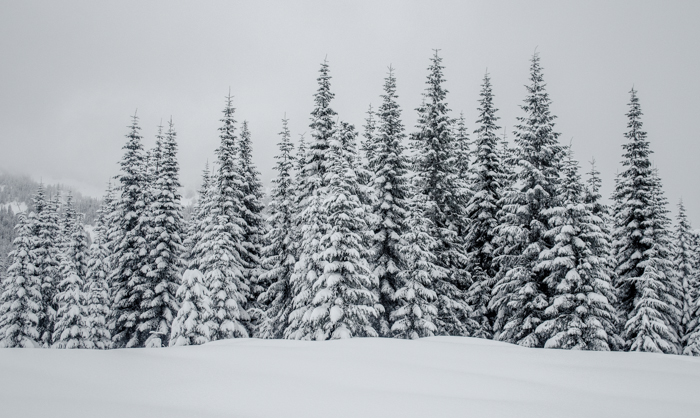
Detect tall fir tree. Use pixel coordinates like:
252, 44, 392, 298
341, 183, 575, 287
286, 60, 338, 339
367, 67, 412, 337
31, 185, 62, 347
491, 53, 565, 347
304, 122, 379, 339
0, 213, 42, 348
109, 114, 150, 348
464, 72, 504, 339
454, 112, 471, 179
195, 94, 251, 340
140, 119, 183, 347
534, 150, 622, 350
84, 193, 112, 349
53, 193, 91, 348
612, 89, 681, 353
258, 118, 297, 339
675, 200, 699, 350
411, 50, 474, 336
237, 121, 266, 311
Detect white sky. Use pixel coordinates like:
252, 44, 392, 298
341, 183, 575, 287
1, 0, 699, 224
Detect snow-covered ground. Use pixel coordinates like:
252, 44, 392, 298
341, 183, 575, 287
1, 337, 699, 418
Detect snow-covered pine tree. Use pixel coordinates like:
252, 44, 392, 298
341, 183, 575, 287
109, 114, 150, 348
195, 94, 251, 340
305, 122, 378, 339
367, 66, 412, 337
257, 118, 297, 339
84, 193, 112, 349
358, 104, 377, 196
169, 269, 212, 346
454, 112, 471, 179
464, 72, 504, 339
675, 200, 699, 350
139, 119, 183, 347
31, 185, 62, 347
53, 192, 90, 348
286, 60, 337, 339
490, 53, 565, 347
685, 229, 700, 355
411, 50, 474, 336
184, 163, 213, 272
534, 150, 621, 350
0, 213, 42, 348
613, 88, 681, 353
392, 191, 441, 339
237, 121, 266, 311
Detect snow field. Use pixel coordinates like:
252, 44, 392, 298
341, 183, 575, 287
1, 336, 699, 418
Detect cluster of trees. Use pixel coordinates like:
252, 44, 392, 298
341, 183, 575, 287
1, 52, 699, 355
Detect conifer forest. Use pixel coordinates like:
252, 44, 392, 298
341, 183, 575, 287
3, 50, 700, 359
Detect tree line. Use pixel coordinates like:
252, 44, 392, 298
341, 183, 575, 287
1, 51, 699, 355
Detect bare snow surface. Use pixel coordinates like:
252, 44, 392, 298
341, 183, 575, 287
1, 337, 699, 418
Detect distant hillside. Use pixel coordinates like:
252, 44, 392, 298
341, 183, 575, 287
0, 172, 102, 272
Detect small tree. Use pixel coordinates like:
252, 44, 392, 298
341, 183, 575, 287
392, 193, 440, 339
53, 193, 91, 349
0, 213, 42, 348
169, 269, 213, 346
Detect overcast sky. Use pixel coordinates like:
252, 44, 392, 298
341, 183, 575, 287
1, 1, 699, 223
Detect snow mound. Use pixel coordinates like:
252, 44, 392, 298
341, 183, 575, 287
0, 337, 699, 418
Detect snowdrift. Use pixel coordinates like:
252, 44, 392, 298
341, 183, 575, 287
1, 337, 699, 418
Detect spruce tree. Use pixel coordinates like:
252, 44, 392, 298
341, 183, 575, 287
84, 194, 112, 349
109, 114, 150, 348
464, 72, 504, 339
195, 94, 251, 340
534, 150, 621, 350
367, 67, 412, 337
258, 118, 297, 339
30, 185, 62, 347
612, 89, 681, 353
675, 200, 698, 348
491, 53, 565, 347
169, 269, 213, 346
286, 60, 337, 339
0, 213, 42, 348
392, 192, 441, 339
411, 50, 474, 336
140, 119, 183, 347
237, 121, 266, 310
53, 193, 90, 348
305, 122, 378, 339
454, 112, 471, 179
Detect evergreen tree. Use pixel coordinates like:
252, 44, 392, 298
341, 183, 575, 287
53, 193, 90, 348
140, 119, 183, 347
195, 94, 251, 340
454, 112, 471, 179
491, 53, 565, 347
109, 114, 150, 348
31, 185, 62, 347
391, 193, 441, 339
237, 121, 266, 310
258, 118, 297, 339
84, 194, 112, 349
464, 72, 504, 339
367, 66, 412, 337
286, 60, 337, 339
675, 200, 698, 348
411, 50, 474, 336
534, 150, 621, 350
304, 122, 379, 339
169, 269, 213, 346
684, 231, 700, 356
612, 89, 681, 353
0, 213, 42, 348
